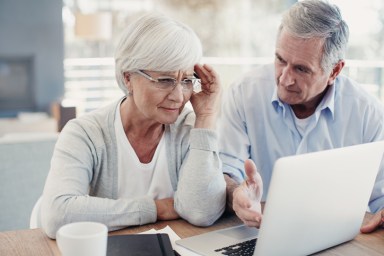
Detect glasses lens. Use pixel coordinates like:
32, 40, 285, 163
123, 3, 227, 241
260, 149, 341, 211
183, 78, 202, 91
156, 78, 176, 90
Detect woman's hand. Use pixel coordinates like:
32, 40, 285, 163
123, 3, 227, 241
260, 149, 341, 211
155, 198, 180, 220
190, 64, 222, 129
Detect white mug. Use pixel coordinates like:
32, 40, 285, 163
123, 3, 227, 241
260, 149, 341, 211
56, 222, 108, 256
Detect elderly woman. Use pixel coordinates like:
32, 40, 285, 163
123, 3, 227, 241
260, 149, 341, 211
41, 13, 226, 238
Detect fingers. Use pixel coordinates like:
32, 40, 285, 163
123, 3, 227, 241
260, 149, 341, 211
243, 219, 262, 228
360, 210, 384, 233
245, 159, 263, 202
245, 159, 258, 185
194, 63, 215, 82
194, 64, 220, 93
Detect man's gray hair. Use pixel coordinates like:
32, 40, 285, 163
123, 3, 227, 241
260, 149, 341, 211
278, 0, 349, 73
114, 13, 202, 94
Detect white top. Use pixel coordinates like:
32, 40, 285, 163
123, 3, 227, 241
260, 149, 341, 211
114, 101, 173, 199
291, 108, 311, 137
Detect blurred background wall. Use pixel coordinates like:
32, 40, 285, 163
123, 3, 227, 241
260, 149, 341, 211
0, 0, 64, 117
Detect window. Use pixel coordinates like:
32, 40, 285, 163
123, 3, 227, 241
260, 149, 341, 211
63, 0, 384, 116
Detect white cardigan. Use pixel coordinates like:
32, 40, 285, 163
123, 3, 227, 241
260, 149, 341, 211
41, 97, 226, 238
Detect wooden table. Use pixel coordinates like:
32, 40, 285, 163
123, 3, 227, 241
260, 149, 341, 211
0, 213, 383, 255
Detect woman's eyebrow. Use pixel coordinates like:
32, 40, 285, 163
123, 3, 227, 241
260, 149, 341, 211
156, 72, 176, 77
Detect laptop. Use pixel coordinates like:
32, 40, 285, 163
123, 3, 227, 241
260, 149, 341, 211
176, 141, 384, 256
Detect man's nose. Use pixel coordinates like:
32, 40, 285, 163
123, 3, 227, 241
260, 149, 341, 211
279, 67, 295, 86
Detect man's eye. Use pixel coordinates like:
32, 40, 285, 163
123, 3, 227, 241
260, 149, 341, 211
297, 66, 309, 73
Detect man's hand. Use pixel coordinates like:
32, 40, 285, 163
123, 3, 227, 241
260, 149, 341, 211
360, 209, 384, 233
232, 159, 263, 228
155, 198, 180, 221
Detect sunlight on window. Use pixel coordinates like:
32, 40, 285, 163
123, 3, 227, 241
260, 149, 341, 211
63, 0, 384, 116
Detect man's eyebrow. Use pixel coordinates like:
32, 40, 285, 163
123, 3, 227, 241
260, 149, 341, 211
275, 52, 312, 71
275, 53, 284, 60
294, 62, 312, 72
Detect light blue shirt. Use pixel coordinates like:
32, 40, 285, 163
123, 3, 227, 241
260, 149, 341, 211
219, 64, 384, 212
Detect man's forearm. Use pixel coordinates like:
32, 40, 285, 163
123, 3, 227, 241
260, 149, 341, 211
224, 174, 240, 213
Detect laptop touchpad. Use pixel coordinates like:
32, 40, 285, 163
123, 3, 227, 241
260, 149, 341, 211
218, 225, 259, 240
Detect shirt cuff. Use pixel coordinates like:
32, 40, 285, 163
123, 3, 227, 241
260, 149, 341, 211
189, 129, 218, 152
138, 196, 157, 225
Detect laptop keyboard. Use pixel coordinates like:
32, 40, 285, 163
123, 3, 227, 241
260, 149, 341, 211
214, 238, 256, 255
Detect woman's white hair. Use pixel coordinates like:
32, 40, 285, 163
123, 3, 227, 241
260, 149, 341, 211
115, 13, 202, 94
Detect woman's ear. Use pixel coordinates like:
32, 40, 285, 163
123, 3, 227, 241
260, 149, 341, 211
124, 72, 133, 95
124, 72, 130, 83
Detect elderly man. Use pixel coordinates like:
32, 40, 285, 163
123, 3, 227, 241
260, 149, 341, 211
220, 0, 384, 233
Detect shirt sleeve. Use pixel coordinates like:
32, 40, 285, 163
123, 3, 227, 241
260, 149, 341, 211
369, 157, 384, 212
218, 85, 251, 184
365, 106, 384, 213
174, 129, 226, 226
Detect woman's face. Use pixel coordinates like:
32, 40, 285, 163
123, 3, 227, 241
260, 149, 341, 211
126, 69, 194, 124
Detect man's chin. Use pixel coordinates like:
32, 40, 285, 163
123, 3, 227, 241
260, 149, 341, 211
278, 96, 296, 105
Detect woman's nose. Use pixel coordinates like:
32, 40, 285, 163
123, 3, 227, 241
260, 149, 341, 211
168, 83, 184, 102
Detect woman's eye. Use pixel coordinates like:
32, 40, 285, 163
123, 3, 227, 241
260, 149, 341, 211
158, 78, 176, 86
182, 79, 193, 84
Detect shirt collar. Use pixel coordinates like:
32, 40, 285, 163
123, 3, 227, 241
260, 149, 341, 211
271, 80, 336, 119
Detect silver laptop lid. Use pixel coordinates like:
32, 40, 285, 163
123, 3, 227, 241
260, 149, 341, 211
176, 141, 384, 256
255, 141, 384, 255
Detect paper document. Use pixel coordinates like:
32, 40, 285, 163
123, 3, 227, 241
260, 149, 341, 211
140, 226, 200, 256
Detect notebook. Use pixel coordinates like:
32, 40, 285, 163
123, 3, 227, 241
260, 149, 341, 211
107, 233, 176, 256
176, 141, 384, 256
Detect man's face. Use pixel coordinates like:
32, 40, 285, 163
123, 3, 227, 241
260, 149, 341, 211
274, 28, 334, 117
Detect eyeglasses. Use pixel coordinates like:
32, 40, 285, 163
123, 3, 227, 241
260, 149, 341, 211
135, 70, 200, 91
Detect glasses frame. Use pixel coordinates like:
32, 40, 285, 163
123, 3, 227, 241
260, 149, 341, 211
135, 70, 200, 92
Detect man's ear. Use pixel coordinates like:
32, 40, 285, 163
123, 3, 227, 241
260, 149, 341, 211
328, 61, 345, 85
